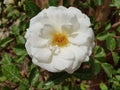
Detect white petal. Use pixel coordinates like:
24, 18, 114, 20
68, 45, 88, 70
31, 47, 52, 63
30, 9, 48, 26
40, 24, 55, 38
68, 7, 91, 27
70, 15, 80, 31
28, 35, 48, 48
69, 28, 94, 46
61, 23, 73, 34
80, 28, 95, 41
25, 23, 43, 39
52, 56, 73, 71
84, 56, 89, 62
25, 41, 32, 56
78, 15, 91, 27
32, 58, 59, 72
69, 32, 90, 45
68, 7, 82, 16
59, 46, 75, 60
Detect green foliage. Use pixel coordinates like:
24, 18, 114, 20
92, 61, 101, 75
101, 63, 115, 78
63, 0, 69, 7
94, 0, 104, 6
29, 67, 40, 86
11, 25, 20, 36
48, 0, 58, 6
112, 52, 120, 65
13, 44, 27, 56
74, 68, 94, 80
94, 45, 106, 61
1, 54, 12, 65
0, 37, 13, 49
24, 0, 41, 18
47, 72, 69, 84
2, 64, 22, 82
110, 0, 120, 8
106, 36, 116, 51
99, 82, 108, 90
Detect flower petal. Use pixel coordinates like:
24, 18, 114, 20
70, 15, 80, 31
69, 32, 89, 46
68, 7, 91, 27
40, 24, 55, 38
25, 23, 43, 39
31, 47, 52, 63
59, 46, 75, 60
52, 56, 74, 71
25, 41, 32, 56
68, 45, 88, 70
69, 28, 94, 46
61, 23, 73, 34
28, 36, 48, 48
32, 58, 59, 72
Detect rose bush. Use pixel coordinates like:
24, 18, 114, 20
25, 6, 95, 73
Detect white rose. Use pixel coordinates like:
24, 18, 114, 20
25, 6, 95, 73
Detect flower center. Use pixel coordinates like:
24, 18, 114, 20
52, 32, 69, 47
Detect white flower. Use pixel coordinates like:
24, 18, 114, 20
25, 6, 95, 73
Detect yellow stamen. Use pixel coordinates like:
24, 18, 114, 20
52, 32, 68, 47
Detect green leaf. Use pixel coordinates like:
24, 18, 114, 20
48, 0, 58, 6
13, 44, 27, 56
37, 82, 44, 89
1, 86, 11, 90
110, 0, 120, 8
99, 82, 108, 90
74, 68, 93, 80
0, 37, 13, 48
1, 54, 12, 65
13, 54, 26, 64
106, 36, 116, 51
80, 83, 89, 90
18, 79, 29, 90
105, 22, 111, 31
96, 32, 110, 41
117, 26, 120, 33
63, 0, 69, 7
43, 81, 54, 89
94, 0, 104, 6
94, 45, 106, 60
11, 25, 20, 35
117, 37, 120, 47
16, 36, 25, 44
24, 0, 41, 18
92, 61, 101, 75
47, 72, 69, 84
112, 52, 120, 65
43, 72, 69, 89
101, 63, 115, 78
2, 64, 22, 82
0, 76, 6, 82
29, 67, 40, 86
115, 75, 120, 81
